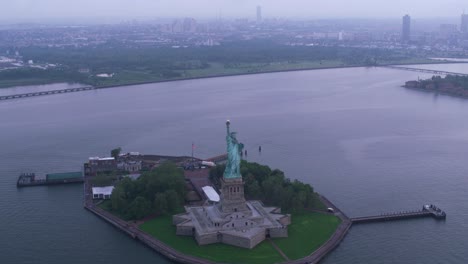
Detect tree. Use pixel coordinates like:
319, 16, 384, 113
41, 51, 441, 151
109, 162, 186, 220
209, 160, 324, 212
154, 193, 168, 215
111, 185, 128, 213
165, 189, 182, 213
128, 196, 152, 220
111, 147, 122, 159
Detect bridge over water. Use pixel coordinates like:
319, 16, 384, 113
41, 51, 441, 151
0, 86, 95, 101
380, 65, 468, 76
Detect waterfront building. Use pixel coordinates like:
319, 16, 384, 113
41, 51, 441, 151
256, 6, 262, 23
85, 157, 117, 175
402, 14, 411, 43
117, 160, 142, 172
173, 121, 290, 249
92, 186, 114, 199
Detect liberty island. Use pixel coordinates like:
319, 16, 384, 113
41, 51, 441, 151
173, 120, 290, 248
80, 120, 444, 263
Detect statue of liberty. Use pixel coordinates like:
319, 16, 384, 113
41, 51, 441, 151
224, 120, 244, 179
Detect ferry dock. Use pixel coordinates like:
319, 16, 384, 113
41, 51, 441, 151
17, 172, 84, 187
351, 204, 446, 224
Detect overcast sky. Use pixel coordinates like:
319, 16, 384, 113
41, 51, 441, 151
2, 0, 468, 21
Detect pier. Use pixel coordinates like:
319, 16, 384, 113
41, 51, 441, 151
381, 65, 468, 76
17, 172, 84, 187
0, 86, 95, 101
351, 205, 446, 224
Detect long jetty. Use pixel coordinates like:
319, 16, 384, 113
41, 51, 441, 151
351, 205, 446, 224
381, 65, 468, 76
0, 86, 95, 101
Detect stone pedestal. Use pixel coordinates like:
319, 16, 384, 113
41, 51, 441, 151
219, 177, 249, 214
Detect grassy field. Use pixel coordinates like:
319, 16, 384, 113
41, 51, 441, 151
180, 60, 346, 79
0, 78, 65, 88
139, 211, 340, 264
140, 215, 284, 264
274, 212, 341, 260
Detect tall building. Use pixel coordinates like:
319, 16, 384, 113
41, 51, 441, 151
183, 18, 197, 33
461, 13, 468, 33
440, 24, 458, 40
256, 6, 262, 23
402, 14, 411, 43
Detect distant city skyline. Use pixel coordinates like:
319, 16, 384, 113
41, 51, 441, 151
1, 0, 468, 22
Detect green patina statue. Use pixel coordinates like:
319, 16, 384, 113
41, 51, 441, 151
224, 120, 244, 179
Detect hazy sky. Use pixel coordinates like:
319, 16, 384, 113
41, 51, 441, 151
2, 0, 468, 21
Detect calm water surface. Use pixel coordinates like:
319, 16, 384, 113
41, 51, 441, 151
1, 65, 468, 264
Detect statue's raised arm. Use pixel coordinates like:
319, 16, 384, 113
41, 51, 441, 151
224, 120, 243, 179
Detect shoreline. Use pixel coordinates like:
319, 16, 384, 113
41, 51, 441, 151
405, 85, 468, 100
73, 60, 468, 90
2, 60, 467, 93
84, 174, 351, 264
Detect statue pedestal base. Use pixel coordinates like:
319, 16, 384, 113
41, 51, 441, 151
219, 177, 249, 214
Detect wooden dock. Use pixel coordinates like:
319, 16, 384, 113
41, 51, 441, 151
351, 205, 446, 224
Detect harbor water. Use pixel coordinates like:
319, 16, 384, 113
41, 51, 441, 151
1, 64, 468, 263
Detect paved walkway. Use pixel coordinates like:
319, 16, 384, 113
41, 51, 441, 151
268, 238, 290, 261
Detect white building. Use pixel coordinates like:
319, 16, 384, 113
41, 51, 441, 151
92, 186, 114, 199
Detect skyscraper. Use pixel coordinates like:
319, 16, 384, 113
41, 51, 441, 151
461, 13, 468, 33
402, 14, 411, 43
256, 6, 262, 23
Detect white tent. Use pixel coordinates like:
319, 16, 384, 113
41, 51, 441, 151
92, 186, 114, 199
202, 186, 220, 202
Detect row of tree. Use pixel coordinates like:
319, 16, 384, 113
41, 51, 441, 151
110, 163, 186, 220
1, 41, 423, 87
442, 75, 468, 90
209, 160, 325, 213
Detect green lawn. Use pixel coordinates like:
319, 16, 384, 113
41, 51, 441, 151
273, 212, 341, 260
139, 211, 341, 263
0, 78, 66, 88
140, 215, 284, 264
182, 60, 345, 79
98, 200, 112, 211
